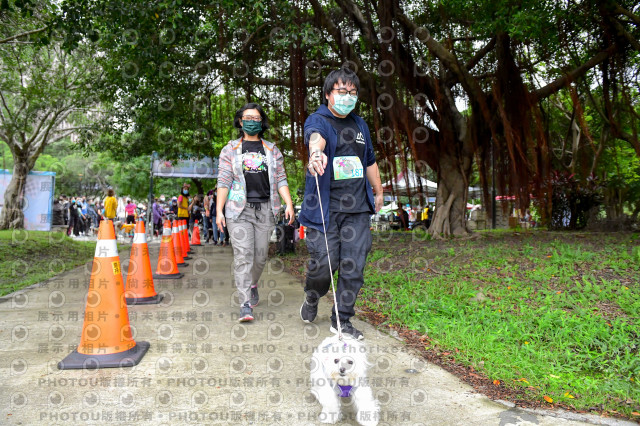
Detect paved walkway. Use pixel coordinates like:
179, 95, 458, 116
0, 240, 635, 425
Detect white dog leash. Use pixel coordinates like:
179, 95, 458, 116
314, 172, 343, 341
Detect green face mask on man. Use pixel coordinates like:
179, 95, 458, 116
242, 120, 262, 136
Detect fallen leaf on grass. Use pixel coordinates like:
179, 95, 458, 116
564, 392, 575, 399
493, 379, 500, 386
517, 378, 529, 384
631, 412, 640, 416
543, 396, 553, 403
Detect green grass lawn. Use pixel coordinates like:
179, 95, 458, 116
0, 229, 96, 296
286, 230, 640, 419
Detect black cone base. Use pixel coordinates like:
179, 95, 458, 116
183, 256, 192, 260
126, 294, 164, 305
58, 341, 150, 370
152, 272, 184, 279
176, 262, 189, 266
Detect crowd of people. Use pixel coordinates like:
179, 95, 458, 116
51, 182, 239, 245
52, 194, 110, 237
379, 204, 433, 231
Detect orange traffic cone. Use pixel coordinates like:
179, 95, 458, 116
153, 220, 184, 279
124, 221, 163, 304
58, 220, 150, 370
181, 219, 193, 254
190, 220, 202, 246
172, 220, 188, 265
299, 225, 305, 240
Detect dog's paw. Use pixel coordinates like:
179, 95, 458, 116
318, 410, 341, 424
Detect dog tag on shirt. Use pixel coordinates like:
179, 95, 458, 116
333, 156, 364, 180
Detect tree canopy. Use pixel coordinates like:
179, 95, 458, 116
1, 0, 638, 230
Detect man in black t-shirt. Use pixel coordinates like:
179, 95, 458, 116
327, 114, 370, 214
299, 68, 384, 341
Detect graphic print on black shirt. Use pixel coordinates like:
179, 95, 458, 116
242, 140, 270, 203
327, 115, 371, 213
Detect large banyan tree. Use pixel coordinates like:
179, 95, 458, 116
58, 0, 639, 235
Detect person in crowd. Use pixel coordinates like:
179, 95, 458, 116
103, 188, 118, 224
203, 189, 214, 244
52, 198, 64, 226
152, 196, 165, 237
298, 67, 384, 340
190, 195, 204, 232
397, 205, 409, 230
209, 184, 225, 245
169, 197, 178, 215
67, 197, 80, 236
78, 197, 88, 235
177, 183, 191, 225
95, 200, 103, 228
87, 199, 99, 234
216, 103, 295, 322
60, 195, 69, 225
408, 205, 416, 223
125, 199, 136, 224
421, 205, 429, 221
522, 209, 532, 229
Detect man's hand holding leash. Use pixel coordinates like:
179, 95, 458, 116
308, 133, 328, 176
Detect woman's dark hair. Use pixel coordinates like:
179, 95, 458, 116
322, 67, 360, 105
234, 103, 270, 138
107, 188, 114, 196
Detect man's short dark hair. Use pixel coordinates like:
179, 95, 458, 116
234, 103, 270, 138
322, 67, 360, 105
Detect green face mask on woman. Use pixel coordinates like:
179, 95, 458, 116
242, 120, 262, 136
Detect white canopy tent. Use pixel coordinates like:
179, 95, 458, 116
382, 170, 484, 199
378, 201, 399, 215
381, 170, 437, 196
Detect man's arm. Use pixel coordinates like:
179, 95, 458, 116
366, 162, 384, 213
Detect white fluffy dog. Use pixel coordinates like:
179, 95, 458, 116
311, 335, 379, 426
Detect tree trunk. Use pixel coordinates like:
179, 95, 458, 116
429, 149, 472, 237
0, 158, 30, 229
191, 178, 204, 196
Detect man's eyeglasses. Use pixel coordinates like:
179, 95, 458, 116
332, 88, 358, 96
242, 115, 262, 121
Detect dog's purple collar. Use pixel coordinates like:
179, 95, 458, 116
337, 384, 353, 398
